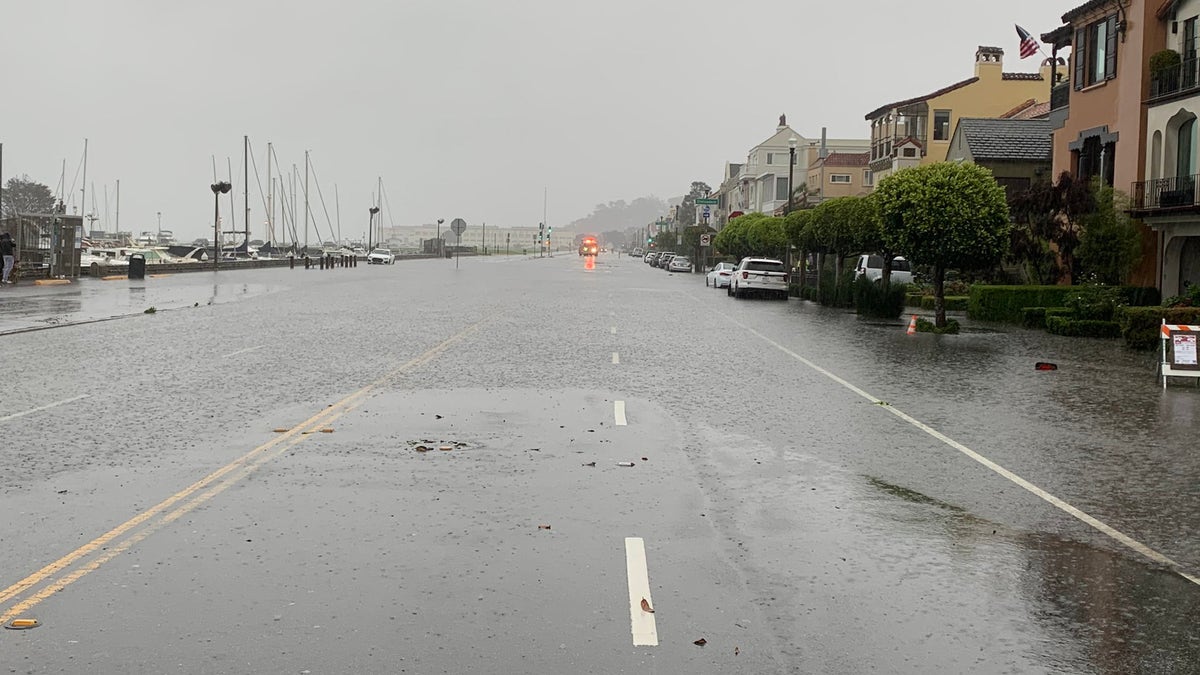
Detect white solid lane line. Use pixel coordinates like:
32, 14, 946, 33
612, 352, 620, 365
614, 401, 627, 426
625, 537, 658, 646
730, 317, 1200, 587
221, 345, 266, 358
0, 394, 90, 423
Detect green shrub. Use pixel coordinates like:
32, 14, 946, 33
906, 292, 924, 307
817, 268, 855, 308
1116, 306, 1200, 350
1022, 307, 1047, 329
1164, 282, 1200, 308
919, 295, 968, 311
915, 317, 961, 334
1063, 286, 1122, 321
968, 285, 1159, 323
853, 277, 908, 318
1045, 316, 1121, 338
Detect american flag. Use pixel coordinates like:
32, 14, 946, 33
1016, 24, 1040, 59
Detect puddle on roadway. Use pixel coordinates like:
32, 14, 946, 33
861, 475, 1200, 672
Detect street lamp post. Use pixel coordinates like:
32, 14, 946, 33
368, 206, 380, 249
210, 182, 231, 270
436, 218, 444, 257
786, 136, 797, 215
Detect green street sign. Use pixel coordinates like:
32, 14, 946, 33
695, 198, 718, 205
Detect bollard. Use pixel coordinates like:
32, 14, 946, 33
305, 256, 311, 269
289, 255, 295, 269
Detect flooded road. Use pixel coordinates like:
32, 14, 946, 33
2, 254, 1198, 673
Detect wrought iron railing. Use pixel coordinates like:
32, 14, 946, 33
1131, 174, 1200, 211
1149, 58, 1200, 100
1050, 82, 1070, 110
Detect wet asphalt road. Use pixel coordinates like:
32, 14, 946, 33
2, 254, 1199, 674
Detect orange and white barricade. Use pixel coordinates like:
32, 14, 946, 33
1161, 320, 1200, 388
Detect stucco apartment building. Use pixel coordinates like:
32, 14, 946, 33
805, 152, 873, 203
1044, 0, 1163, 287
710, 117, 868, 227
866, 47, 1061, 183
1126, 0, 1200, 296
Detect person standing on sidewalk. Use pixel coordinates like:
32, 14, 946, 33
0, 233, 16, 284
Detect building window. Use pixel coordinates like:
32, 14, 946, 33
767, 153, 776, 165
776, 176, 790, 201
830, 174, 852, 184
1074, 15, 1118, 89
863, 170, 874, 187
902, 147, 918, 158
933, 110, 951, 140
1178, 118, 1197, 178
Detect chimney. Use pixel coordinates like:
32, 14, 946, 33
1041, 56, 1066, 85
819, 127, 828, 159
975, 46, 1004, 80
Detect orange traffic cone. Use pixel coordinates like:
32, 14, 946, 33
906, 315, 918, 335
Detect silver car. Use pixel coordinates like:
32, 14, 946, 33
667, 256, 692, 273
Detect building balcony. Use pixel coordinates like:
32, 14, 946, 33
1129, 175, 1200, 216
1149, 59, 1200, 102
1050, 82, 1070, 110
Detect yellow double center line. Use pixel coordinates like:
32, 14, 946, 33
1, 316, 492, 624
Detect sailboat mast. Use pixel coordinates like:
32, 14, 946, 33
80, 138, 88, 223
335, 184, 341, 245
377, 176, 382, 248
243, 135, 249, 250
266, 142, 273, 244
115, 179, 120, 239
303, 151, 310, 251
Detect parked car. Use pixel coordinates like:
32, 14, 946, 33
853, 254, 913, 285
705, 262, 737, 288
667, 256, 692, 273
644, 251, 659, 264
729, 257, 789, 299
657, 253, 676, 269
653, 252, 675, 268
367, 248, 395, 265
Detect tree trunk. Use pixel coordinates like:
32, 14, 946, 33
797, 249, 807, 295
933, 263, 946, 328
834, 252, 844, 305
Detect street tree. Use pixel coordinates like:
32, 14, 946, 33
875, 162, 1011, 328
785, 209, 815, 290
714, 214, 752, 260
1, 176, 56, 219
745, 215, 787, 259
1008, 172, 1095, 284
1077, 183, 1142, 285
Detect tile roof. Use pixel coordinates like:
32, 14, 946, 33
814, 151, 870, 168
999, 99, 1038, 118
1002, 72, 1045, 81
957, 118, 1052, 161
1009, 101, 1051, 120
1062, 0, 1113, 22
865, 76, 979, 121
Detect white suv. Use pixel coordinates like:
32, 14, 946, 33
853, 254, 913, 285
728, 257, 789, 300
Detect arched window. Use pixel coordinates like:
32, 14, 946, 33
1177, 117, 1197, 178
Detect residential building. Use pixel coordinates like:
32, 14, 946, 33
1127, 0, 1200, 296
804, 152, 873, 203
865, 47, 1060, 183
1043, 0, 1162, 287
722, 116, 869, 220
947, 117, 1053, 197
710, 161, 744, 230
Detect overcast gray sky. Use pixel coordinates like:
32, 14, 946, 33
4, 0, 1071, 242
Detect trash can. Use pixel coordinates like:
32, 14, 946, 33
128, 253, 146, 279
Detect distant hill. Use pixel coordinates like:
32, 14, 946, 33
566, 196, 669, 233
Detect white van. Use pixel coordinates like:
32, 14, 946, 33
853, 254, 914, 284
